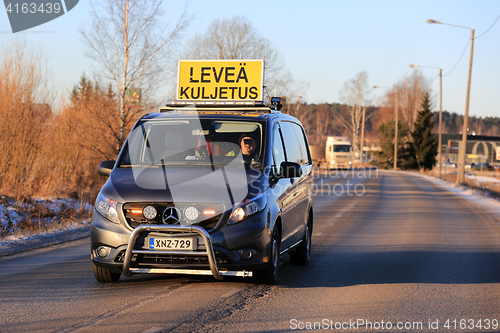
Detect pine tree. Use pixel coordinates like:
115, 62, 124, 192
411, 93, 438, 170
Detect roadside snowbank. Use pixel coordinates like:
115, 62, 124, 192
404, 171, 500, 219
0, 196, 93, 257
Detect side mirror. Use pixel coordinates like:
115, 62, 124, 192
279, 161, 302, 178
98, 160, 115, 177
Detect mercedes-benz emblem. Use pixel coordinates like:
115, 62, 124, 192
162, 207, 181, 224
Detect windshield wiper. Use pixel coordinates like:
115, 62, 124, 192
119, 164, 159, 168
152, 161, 213, 167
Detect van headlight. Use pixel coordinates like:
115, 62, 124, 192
228, 193, 267, 225
95, 193, 120, 224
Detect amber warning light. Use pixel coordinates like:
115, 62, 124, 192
203, 209, 216, 216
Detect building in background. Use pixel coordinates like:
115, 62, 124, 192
441, 134, 500, 166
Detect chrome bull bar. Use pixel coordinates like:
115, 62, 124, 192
121, 224, 252, 280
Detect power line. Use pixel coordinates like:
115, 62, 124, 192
442, 13, 499, 77
443, 38, 470, 77
476, 13, 500, 39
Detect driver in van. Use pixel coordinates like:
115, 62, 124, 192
239, 134, 259, 163
226, 134, 258, 163
240, 136, 256, 156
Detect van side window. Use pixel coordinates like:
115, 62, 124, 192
291, 124, 311, 165
280, 122, 305, 165
273, 126, 286, 169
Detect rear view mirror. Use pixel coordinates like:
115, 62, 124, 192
279, 161, 302, 178
98, 160, 115, 177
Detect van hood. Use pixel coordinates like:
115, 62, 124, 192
100, 166, 269, 205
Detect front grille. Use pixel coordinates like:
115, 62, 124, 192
123, 202, 226, 230
114, 250, 229, 266
115, 250, 126, 263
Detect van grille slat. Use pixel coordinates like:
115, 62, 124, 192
114, 250, 228, 265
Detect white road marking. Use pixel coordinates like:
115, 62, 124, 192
143, 327, 164, 333
220, 288, 243, 298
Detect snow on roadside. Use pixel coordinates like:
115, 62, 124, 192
0, 196, 93, 257
0, 219, 91, 257
0, 196, 92, 233
466, 174, 500, 184
404, 171, 500, 219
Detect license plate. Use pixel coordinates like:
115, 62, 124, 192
148, 237, 196, 250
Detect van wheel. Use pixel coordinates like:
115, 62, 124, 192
290, 217, 311, 265
93, 263, 121, 283
256, 228, 280, 285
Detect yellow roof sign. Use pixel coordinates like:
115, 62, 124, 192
177, 60, 264, 101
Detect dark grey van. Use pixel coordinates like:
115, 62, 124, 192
91, 99, 313, 284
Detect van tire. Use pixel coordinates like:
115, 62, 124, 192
256, 228, 280, 285
93, 263, 121, 283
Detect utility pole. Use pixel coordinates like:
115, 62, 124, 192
458, 28, 474, 184
360, 107, 366, 164
394, 89, 399, 170
427, 19, 475, 184
438, 68, 442, 177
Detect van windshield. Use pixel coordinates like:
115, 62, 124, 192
333, 145, 351, 153
120, 119, 264, 169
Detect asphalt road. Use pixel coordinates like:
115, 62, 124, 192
1, 171, 499, 333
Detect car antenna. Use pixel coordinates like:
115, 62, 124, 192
264, 86, 272, 105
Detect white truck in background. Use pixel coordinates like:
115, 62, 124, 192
325, 136, 352, 169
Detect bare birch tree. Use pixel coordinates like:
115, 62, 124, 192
80, 0, 191, 152
313, 104, 333, 145
284, 80, 310, 118
338, 71, 371, 153
183, 16, 292, 97
381, 71, 431, 132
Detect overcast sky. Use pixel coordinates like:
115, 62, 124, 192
1, 0, 499, 118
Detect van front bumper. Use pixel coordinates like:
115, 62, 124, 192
91, 209, 271, 279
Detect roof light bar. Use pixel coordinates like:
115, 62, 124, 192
166, 99, 266, 107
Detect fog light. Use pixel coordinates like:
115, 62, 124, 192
184, 206, 199, 221
97, 246, 109, 258
143, 205, 157, 220
238, 249, 256, 260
